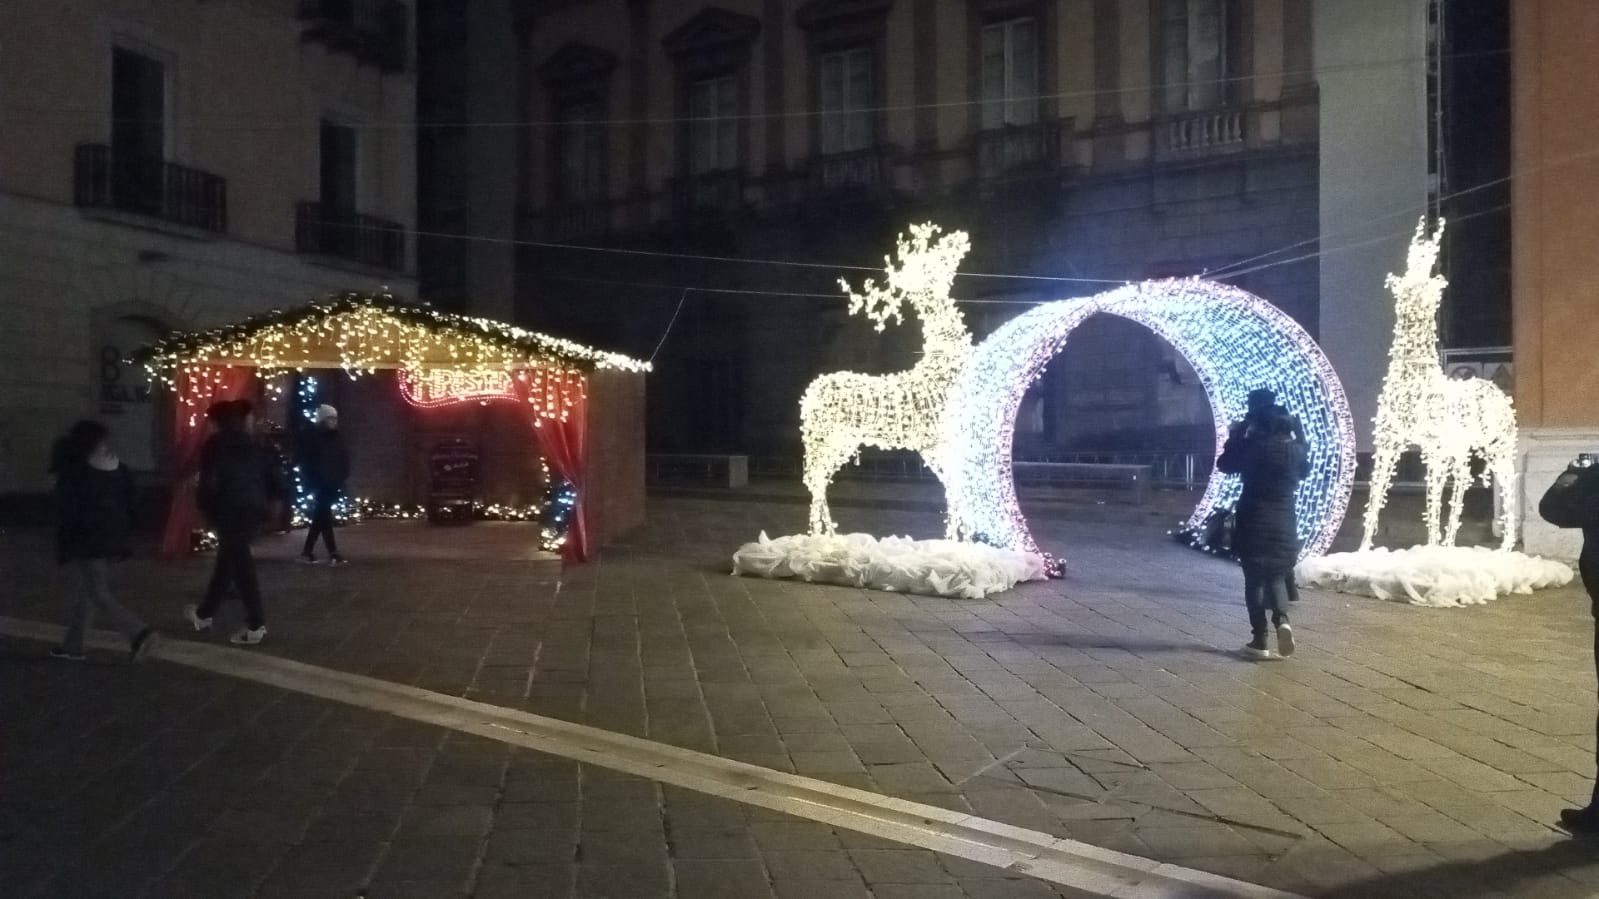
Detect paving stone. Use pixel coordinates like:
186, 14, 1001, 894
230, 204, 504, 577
672, 859, 775, 899
848, 848, 956, 884
668, 825, 761, 859
771, 878, 872, 899
371, 836, 483, 883
483, 828, 578, 864
761, 849, 863, 881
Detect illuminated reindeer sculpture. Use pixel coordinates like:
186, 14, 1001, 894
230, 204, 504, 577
799, 225, 972, 535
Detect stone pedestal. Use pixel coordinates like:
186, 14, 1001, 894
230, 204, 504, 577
1519, 427, 1599, 559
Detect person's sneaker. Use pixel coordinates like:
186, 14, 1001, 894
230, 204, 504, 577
129, 628, 159, 663
1241, 639, 1277, 661
49, 646, 86, 661
328, 555, 348, 567
1276, 622, 1296, 658
230, 626, 267, 646
183, 604, 214, 633
297, 553, 318, 565
1560, 807, 1599, 835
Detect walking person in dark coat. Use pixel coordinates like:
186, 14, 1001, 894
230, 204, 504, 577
48, 421, 158, 662
297, 403, 349, 565
1217, 389, 1310, 659
184, 400, 283, 645
1537, 455, 1599, 834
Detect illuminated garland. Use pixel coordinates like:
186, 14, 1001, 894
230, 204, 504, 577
1360, 219, 1520, 550
138, 292, 649, 385
190, 492, 571, 554
942, 279, 1357, 564
800, 224, 973, 536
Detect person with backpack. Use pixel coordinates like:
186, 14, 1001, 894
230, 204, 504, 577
184, 400, 283, 645
1539, 454, 1599, 834
297, 403, 350, 565
1217, 389, 1311, 659
48, 420, 158, 662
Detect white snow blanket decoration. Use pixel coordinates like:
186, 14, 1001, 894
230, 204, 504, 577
733, 532, 1047, 599
1297, 545, 1573, 607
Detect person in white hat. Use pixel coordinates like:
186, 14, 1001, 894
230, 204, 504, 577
297, 403, 350, 565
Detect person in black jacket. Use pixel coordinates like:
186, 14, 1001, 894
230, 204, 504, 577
184, 400, 283, 645
48, 421, 157, 662
1217, 390, 1310, 659
297, 403, 349, 565
1541, 456, 1599, 834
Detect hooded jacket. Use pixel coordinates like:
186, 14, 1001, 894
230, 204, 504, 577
1217, 417, 1310, 570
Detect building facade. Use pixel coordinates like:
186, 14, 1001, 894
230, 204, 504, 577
1512, 0, 1599, 558
517, 0, 1322, 459
0, 0, 418, 499
416, 0, 518, 319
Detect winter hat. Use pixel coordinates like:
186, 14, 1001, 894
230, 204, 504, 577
314, 404, 338, 424
1246, 388, 1277, 414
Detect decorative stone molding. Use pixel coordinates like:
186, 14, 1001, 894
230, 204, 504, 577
663, 7, 762, 75
536, 42, 619, 94
796, 0, 893, 31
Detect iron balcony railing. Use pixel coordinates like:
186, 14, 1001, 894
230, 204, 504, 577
295, 202, 407, 271
974, 120, 1062, 180
1164, 108, 1246, 152
298, 0, 408, 71
808, 148, 886, 193
73, 143, 227, 234
542, 203, 611, 241
671, 170, 744, 216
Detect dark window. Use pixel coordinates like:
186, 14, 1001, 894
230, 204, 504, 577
689, 75, 739, 174
111, 47, 165, 211
554, 101, 606, 203
980, 17, 1038, 129
1161, 0, 1229, 111
320, 120, 358, 211
819, 47, 873, 154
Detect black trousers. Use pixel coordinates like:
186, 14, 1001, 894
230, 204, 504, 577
1583, 557, 1598, 806
1243, 563, 1290, 638
302, 488, 340, 557
199, 525, 264, 630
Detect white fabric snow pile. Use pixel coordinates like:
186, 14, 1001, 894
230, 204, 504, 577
1296, 545, 1573, 607
732, 531, 1047, 599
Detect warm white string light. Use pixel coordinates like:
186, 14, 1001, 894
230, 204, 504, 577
1360, 218, 1519, 550
800, 224, 973, 536
942, 279, 1358, 563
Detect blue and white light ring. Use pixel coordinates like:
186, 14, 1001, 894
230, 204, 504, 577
942, 279, 1356, 564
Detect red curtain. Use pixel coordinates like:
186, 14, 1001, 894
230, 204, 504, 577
159, 366, 255, 557
514, 371, 589, 562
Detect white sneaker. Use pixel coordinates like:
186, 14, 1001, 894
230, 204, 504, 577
1276, 623, 1296, 658
230, 626, 267, 645
184, 604, 213, 633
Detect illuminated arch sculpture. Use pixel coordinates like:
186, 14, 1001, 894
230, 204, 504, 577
942, 279, 1356, 562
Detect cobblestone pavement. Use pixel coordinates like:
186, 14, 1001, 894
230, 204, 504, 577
4, 494, 1599, 897
0, 658, 1094, 899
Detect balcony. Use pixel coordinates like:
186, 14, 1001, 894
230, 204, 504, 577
298, 0, 408, 72
671, 170, 744, 217
808, 148, 886, 194
540, 203, 611, 242
295, 202, 407, 271
1164, 109, 1245, 153
973, 121, 1063, 181
74, 144, 227, 234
